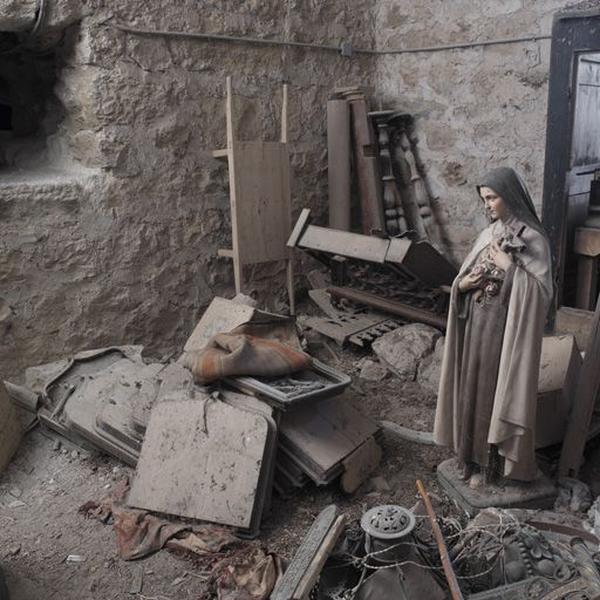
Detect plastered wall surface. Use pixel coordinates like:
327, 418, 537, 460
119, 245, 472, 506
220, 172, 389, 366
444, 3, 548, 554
0, 0, 597, 377
0, 0, 376, 377
375, 0, 581, 262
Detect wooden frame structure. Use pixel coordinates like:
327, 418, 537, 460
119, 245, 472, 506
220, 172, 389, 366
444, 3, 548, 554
213, 77, 295, 314
541, 9, 600, 308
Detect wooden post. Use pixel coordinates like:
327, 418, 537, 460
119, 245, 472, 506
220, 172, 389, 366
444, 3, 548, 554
225, 76, 242, 294
327, 99, 351, 231
282, 83, 295, 315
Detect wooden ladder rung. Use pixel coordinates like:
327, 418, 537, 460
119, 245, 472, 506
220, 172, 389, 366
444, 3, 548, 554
211, 148, 229, 160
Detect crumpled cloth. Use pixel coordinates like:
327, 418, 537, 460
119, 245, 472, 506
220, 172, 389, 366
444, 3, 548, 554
80, 478, 281, 599
185, 331, 312, 385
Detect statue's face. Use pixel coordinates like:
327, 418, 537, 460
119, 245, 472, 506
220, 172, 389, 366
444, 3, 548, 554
479, 186, 508, 220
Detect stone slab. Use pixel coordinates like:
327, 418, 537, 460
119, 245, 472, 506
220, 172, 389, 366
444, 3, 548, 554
127, 398, 270, 530
437, 458, 557, 517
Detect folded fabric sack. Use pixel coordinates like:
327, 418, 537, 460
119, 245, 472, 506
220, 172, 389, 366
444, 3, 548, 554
186, 332, 312, 384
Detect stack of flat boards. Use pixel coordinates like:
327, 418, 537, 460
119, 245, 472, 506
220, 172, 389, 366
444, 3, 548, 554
276, 395, 381, 494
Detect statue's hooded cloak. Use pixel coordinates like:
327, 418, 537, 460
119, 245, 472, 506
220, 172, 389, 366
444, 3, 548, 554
433, 168, 553, 481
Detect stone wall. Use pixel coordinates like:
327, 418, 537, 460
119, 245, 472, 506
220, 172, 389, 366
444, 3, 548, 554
0, 0, 376, 377
374, 0, 577, 262
1, 0, 598, 378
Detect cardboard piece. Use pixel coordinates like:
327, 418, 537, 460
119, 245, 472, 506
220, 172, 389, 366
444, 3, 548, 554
536, 334, 582, 448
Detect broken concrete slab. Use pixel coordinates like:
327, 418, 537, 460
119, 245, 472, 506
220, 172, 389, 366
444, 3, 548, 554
372, 323, 442, 381
127, 398, 273, 532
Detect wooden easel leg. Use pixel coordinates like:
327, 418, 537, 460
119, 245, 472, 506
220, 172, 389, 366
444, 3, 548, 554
233, 255, 242, 295
286, 258, 295, 315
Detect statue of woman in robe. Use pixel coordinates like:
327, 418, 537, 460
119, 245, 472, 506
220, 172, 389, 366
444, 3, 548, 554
433, 167, 553, 488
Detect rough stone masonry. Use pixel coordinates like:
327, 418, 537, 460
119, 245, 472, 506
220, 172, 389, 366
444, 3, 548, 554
0, 0, 589, 377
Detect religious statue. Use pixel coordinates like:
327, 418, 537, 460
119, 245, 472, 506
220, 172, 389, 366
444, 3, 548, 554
434, 167, 553, 487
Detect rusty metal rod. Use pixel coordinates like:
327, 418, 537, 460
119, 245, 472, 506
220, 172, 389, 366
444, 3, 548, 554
327, 286, 447, 330
416, 479, 464, 600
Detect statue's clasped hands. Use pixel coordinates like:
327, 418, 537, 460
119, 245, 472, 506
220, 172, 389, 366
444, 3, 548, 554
488, 240, 512, 271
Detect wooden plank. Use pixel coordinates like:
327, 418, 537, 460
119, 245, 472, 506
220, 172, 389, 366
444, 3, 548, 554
271, 505, 338, 600
224, 77, 242, 293
211, 148, 229, 159
128, 398, 269, 529
230, 141, 292, 265
281, 83, 288, 144
327, 99, 351, 231
287, 208, 312, 248
293, 514, 346, 600
348, 97, 385, 236
328, 287, 447, 330
558, 293, 600, 477
298, 224, 390, 263
181, 297, 257, 354
217, 248, 234, 258
417, 480, 464, 600
286, 258, 295, 315
576, 255, 598, 310
575, 227, 600, 256
340, 437, 382, 493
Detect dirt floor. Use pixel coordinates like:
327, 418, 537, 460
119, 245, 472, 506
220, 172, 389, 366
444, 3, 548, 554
0, 319, 452, 600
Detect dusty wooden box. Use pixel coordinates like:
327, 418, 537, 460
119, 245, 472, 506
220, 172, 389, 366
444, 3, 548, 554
535, 334, 581, 448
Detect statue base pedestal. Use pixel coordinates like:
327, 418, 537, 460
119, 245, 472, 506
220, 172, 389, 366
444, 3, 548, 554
436, 458, 557, 517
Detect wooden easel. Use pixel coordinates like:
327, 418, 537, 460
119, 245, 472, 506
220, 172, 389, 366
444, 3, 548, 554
213, 77, 295, 314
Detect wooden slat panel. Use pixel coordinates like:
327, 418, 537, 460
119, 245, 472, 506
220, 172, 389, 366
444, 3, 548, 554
230, 141, 292, 265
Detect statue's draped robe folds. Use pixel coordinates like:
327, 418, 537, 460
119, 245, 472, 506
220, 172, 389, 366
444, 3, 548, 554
433, 169, 553, 482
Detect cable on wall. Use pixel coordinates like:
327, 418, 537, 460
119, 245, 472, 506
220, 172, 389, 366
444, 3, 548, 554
113, 22, 551, 58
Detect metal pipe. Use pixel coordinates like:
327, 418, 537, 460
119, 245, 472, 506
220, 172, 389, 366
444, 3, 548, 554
114, 22, 551, 57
